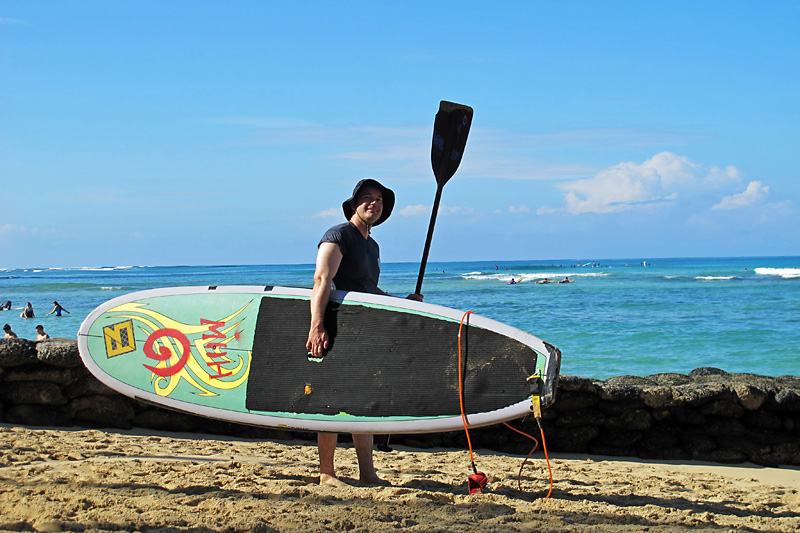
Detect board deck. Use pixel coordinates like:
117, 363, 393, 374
77, 286, 561, 434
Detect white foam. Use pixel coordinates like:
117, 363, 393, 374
696, 276, 736, 281
754, 267, 800, 279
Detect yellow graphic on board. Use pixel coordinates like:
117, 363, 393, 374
104, 301, 252, 399
103, 320, 136, 357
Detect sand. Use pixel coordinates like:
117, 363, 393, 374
1, 425, 798, 532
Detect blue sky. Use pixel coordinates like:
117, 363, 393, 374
2, 1, 798, 268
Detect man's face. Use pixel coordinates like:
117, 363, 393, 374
353, 186, 383, 225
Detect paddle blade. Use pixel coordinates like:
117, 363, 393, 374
431, 101, 473, 188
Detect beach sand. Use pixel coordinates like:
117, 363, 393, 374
1, 425, 798, 532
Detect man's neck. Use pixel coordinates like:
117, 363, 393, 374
349, 216, 371, 239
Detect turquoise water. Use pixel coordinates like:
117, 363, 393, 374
2, 257, 798, 380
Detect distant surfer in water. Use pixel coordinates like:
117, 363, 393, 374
306, 179, 423, 487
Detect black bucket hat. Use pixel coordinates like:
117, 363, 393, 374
342, 179, 395, 226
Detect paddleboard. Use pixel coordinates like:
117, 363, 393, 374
77, 286, 561, 434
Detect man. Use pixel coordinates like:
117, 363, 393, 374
35, 324, 50, 341
3, 324, 16, 338
306, 179, 422, 487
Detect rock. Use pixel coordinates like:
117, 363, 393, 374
69, 395, 135, 429
36, 338, 82, 367
699, 399, 744, 418
0, 381, 66, 406
703, 416, 747, 437
605, 375, 656, 386
597, 383, 644, 402
3, 364, 86, 385
689, 367, 729, 379
62, 375, 117, 399
557, 375, 600, 394
732, 383, 767, 410
646, 373, 692, 386
639, 429, 679, 450
769, 388, 800, 411
132, 409, 201, 433
596, 428, 643, 447
680, 432, 716, 454
642, 386, 679, 409
603, 408, 652, 432
673, 383, 735, 406
4, 405, 66, 426
0, 338, 37, 366
554, 408, 606, 428
552, 391, 599, 411
741, 410, 782, 430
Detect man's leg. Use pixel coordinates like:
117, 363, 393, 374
352, 433, 385, 485
318, 432, 346, 486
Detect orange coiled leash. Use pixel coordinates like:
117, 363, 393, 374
503, 421, 554, 498
459, 310, 554, 498
458, 311, 488, 494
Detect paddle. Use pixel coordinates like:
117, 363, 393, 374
415, 101, 473, 295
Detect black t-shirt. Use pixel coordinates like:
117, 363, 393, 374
319, 222, 380, 294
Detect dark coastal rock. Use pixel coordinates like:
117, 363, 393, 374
699, 398, 744, 418
642, 386, 679, 409
695, 449, 747, 464
4, 405, 66, 427
554, 408, 606, 428
596, 382, 645, 402
0, 380, 66, 406
3, 363, 86, 385
551, 390, 599, 411
680, 432, 717, 455
69, 395, 135, 429
605, 375, 656, 387
597, 428, 643, 448
36, 337, 82, 367
0, 338, 37, 366
132, 409, 201, 433
673, 383, 735, 405
741, 409, 783, 430
0, 342, 798, 466
62, 374, 117, 399
731, 383, 767, 410
689, 367, 729, 379
646, 373, 692, 386
639, 429, 679, 450
557, 375, 600, 394
769, 389, 800, 411
703, 416, 747, 437
603, 408, 652, 432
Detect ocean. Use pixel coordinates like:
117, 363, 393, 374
2, 257, 798, 380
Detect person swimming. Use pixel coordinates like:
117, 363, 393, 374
46, 301, 70, 317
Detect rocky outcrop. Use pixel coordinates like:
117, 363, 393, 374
1, 338, 798, 466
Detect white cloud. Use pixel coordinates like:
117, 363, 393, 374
400, 204, 430, 217
712, 181, 770, 210
312, 207, 341, 219
509, 205, 530, 213
544, 152, 744, 215
399, 204, 474, 217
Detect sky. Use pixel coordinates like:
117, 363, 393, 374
1, 1, 798, 268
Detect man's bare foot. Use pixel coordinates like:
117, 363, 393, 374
358, 475, 391, 487
319, 473, 349, 487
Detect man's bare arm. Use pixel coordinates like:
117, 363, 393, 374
306, 242, 343, 358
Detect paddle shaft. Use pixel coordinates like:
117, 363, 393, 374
415, 186, 443, 295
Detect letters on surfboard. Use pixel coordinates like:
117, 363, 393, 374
78, 286, 561, 434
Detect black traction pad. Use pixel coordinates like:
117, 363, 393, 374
245, 296, 537, 418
